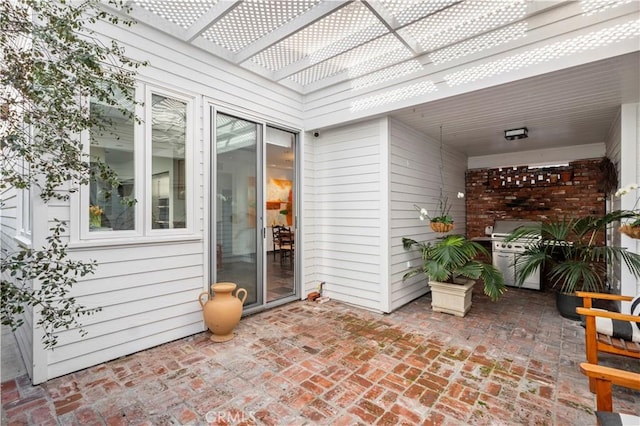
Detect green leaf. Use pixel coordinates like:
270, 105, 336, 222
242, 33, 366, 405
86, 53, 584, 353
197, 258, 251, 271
507, 212, 640, 293
2, 0, 141, 347
402, 234, 505, 301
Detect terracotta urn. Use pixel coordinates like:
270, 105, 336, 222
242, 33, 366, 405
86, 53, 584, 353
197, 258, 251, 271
198, 282, 247, 342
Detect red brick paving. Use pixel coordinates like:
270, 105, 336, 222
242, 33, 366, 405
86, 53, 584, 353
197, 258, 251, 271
2, 286, 640, 425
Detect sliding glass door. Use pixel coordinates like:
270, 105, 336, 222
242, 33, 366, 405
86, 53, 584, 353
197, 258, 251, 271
265, 127, 296, 302
213, 111, 297, 310
215, 113, 261, 307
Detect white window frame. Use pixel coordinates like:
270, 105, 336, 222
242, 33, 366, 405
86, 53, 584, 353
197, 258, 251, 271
18, 187, 32, 241
18, 137, 32, 243
75, 82, 196, 242
145, 85, 195, 237
78, 82, 143, 241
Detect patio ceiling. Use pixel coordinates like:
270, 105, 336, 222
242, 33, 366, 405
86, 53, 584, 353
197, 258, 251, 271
390, 52, 640, 158
124, 0, 639, 157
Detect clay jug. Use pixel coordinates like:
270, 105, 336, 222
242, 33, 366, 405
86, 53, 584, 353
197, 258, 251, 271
198, 282, 247, 342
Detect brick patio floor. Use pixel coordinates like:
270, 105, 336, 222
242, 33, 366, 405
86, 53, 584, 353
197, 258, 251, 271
2, 286, 639, 425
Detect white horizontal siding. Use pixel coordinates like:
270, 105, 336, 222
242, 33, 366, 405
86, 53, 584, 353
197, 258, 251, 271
2, 17, 304, 381
606, 110, 623, 296
618, 103, 640, 303
305, 119, 385, 312
1, 188, 18, 241
8, 12, 306, 382
48, 320, 203, 380
635, 103, 640, 297
92, 19, 303, 127
302, 132, 318, 297
50, 289, 202, 354
45, 240, 205, 380
636, 103, 640, 298
389, 118, 467, 311
0, 187, 35, 379
51, 284, 203, 351
67, 265, 203, 297
14, 305, 34, 381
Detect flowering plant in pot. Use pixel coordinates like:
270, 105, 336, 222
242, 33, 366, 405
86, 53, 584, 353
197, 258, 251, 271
89, 204, 103, 228
415, 192, 465, 232
506, 211, 640, 319
402, 234, 506, 316
615, 183, 640, 239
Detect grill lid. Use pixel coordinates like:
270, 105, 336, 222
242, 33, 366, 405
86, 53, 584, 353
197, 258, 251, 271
491, 220, 541, 238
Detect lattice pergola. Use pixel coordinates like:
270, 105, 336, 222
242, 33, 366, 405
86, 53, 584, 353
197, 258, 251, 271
126, 0, 637, 94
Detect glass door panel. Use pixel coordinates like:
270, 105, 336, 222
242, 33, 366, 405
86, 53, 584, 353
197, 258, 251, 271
266, 127, 296, 302
215, 113, 261, 307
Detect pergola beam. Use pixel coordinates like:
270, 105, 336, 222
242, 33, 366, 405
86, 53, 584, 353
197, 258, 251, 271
361, 0, 422, 56
184, 1, 242, 42
234, 1, 353, 64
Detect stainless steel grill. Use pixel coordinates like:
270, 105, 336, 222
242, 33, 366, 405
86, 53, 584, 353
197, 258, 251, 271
491, 220, 541, 290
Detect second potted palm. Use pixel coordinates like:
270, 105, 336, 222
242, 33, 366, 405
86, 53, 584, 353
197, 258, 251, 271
506, 211, 640, 319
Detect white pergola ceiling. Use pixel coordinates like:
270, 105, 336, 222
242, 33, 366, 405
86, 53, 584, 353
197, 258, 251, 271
127, 0, 635, 94
124, 0, 639, 157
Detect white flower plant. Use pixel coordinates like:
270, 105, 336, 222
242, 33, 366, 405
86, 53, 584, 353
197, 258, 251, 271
615, 183, 640, 227
414, 192, 465, 225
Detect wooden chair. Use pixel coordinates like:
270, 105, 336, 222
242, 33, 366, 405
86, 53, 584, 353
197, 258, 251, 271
278, 226, 294, 264
575, 291, 640, 393
271, 225, 282, 261
579, 363, 640, 423
272, 225, 294, 264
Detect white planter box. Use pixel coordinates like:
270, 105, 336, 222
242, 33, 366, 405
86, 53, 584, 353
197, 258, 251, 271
429, 278, 476, 317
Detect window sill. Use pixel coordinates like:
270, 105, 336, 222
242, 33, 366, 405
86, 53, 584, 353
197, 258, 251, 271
13, 234, 32, 249
68, 233, 203, 250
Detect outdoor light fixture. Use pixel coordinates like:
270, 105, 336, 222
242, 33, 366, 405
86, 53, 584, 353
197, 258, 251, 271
504, 127, 528, 141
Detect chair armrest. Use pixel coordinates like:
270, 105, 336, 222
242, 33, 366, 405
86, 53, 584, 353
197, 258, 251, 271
576, 291, 634, 302
580, 363, 640, 412
580, 363, 640, 390
576, 308, 640, 323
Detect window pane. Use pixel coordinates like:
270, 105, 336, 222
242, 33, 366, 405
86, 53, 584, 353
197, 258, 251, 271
151, 94, 187, 229
89, 89, 135, 231
21, 187, 30, 235
216, 113, 260, 306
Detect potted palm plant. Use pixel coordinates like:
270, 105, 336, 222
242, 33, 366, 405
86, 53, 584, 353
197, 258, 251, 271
402, 234, 506, 317
506, 211, 640, 320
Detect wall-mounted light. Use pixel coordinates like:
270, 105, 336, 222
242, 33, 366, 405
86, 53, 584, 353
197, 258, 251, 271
504, 127, 528, 141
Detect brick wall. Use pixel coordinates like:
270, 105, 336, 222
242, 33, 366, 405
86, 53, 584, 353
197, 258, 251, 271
465, 159, 607, 238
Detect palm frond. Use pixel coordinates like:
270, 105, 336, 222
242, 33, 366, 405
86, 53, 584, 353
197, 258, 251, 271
424, 260, 451, 282
619, 250, 640, 278
455, 262, 483, 280
509, 211, 640, 293
550, 261, 603, 293
514, 251, 546, 287
402, 237, 421, 250
478, 263, 506, 301
402, 234, 506, 301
